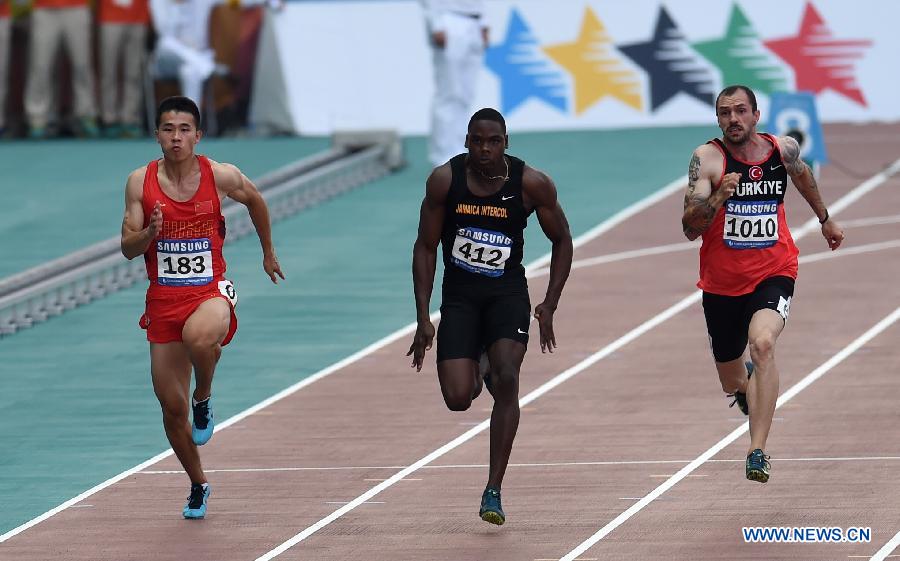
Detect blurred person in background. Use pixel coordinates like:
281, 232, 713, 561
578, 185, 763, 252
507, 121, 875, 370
421, 0, 488, 169
0, 0, 9, 138
99, 0, 150, 138
25, 0, 99, 138
149, 0, 280, 110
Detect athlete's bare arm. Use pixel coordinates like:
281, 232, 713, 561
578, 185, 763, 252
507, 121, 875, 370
779, 135, 844, 250
121, 166, 161, 260
523, 166, 572, 353
681, 144, 739, 241
211, 161, 284, 283
408, 164, 451, 371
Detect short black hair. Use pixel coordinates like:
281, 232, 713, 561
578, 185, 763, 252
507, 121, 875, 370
468, 107, 506, 134
156, 96, 201, 129
715, 85, 757, 113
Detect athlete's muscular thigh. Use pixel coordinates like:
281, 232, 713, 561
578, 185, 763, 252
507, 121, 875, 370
182, 296, 231, 347
488, 339, 528, 397
748, 308, 784, 356
486, 338, 526, 376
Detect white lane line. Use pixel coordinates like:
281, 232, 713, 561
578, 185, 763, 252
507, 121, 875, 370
362, 478, 421, 482
556, 159, 900, 561
531, 212, 900, 279
799, 239, 900, 264
254, 291, 703, 560
324, 501, 384, 505
0, 449, 175, 542
136, 455, 900, 475
871, 532, 900, 561
793, 157, 900, 239
528, 241, 698, 277
0, 175, 686, 543
533, 237, 900, 278
526, 176, 686, 273
841, 214, 900, 228
256, 160, 900, 559
559, 305, 900, 561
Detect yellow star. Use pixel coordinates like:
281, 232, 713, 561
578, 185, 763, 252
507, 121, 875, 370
544, 7, 642, 114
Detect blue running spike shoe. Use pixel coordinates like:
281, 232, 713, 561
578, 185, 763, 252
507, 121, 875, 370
183, 483, 211, 519
479, 486, 505, 525
192, 397, 214, 445
746, 449, 770, 483
727, 361, 755, 416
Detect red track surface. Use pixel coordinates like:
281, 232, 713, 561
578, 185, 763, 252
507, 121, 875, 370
3, 124, 899, 561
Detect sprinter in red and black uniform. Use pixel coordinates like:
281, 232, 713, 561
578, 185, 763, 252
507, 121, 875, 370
121, 96, 284, 519
408, 108, 573, 525
682, 85, 844, 484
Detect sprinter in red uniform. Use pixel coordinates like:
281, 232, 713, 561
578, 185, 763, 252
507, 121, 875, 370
121, 96, 284, 518
682, 85, 843, 483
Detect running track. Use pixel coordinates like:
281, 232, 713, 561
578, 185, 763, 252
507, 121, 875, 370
2, 124, 899, 561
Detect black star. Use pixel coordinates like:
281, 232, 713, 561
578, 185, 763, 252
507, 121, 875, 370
619, 6, 716, 111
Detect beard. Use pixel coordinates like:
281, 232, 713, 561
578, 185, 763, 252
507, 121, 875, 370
724, 125, 751, 145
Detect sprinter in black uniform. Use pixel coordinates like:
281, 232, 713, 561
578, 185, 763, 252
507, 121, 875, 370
408, 108, 573, 525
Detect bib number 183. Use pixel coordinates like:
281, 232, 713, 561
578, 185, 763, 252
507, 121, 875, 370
156, 238, 214, 286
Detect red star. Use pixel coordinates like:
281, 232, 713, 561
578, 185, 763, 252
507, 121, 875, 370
765, 2, 871, 105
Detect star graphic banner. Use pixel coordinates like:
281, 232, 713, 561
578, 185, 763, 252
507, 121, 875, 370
618, 6, 717, 111
485, 9, 568, 115
764, 2, 871, 106
543, 6, 642, 115
693, 3, 789, 97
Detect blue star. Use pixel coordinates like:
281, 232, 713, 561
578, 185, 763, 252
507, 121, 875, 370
485, 9, 568, 115
619, 6, 716, 111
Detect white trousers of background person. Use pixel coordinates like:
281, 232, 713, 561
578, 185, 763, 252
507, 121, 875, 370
24, 6, 98, 128
0, 15, 9, 130
428, 12, 483, 168
154, 35, 215, 105
100, 23, 148, 126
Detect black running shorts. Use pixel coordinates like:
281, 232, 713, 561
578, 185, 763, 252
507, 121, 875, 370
702, 275, 795, 363
436, 280, 531, 362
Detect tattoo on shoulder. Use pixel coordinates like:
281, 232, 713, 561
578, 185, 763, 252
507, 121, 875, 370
780, 136, 809, 176
781, 136, 800, 164
688, 153, 700, 186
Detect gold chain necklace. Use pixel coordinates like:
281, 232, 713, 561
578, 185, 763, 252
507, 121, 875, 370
471, 156, 509, 182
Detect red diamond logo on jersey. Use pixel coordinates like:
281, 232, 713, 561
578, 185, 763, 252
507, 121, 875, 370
749, 165, 763, 181
764, 3, 871, 106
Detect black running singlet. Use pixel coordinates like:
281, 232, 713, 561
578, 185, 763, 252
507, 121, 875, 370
707, 133, 790, 250
441, 154, 531, 283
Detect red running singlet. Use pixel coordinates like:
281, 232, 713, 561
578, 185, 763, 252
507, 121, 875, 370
697, 134, 799, 296
141, 155, 227, 295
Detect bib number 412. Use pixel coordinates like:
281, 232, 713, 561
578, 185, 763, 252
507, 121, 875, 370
450, 227, 512, 277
